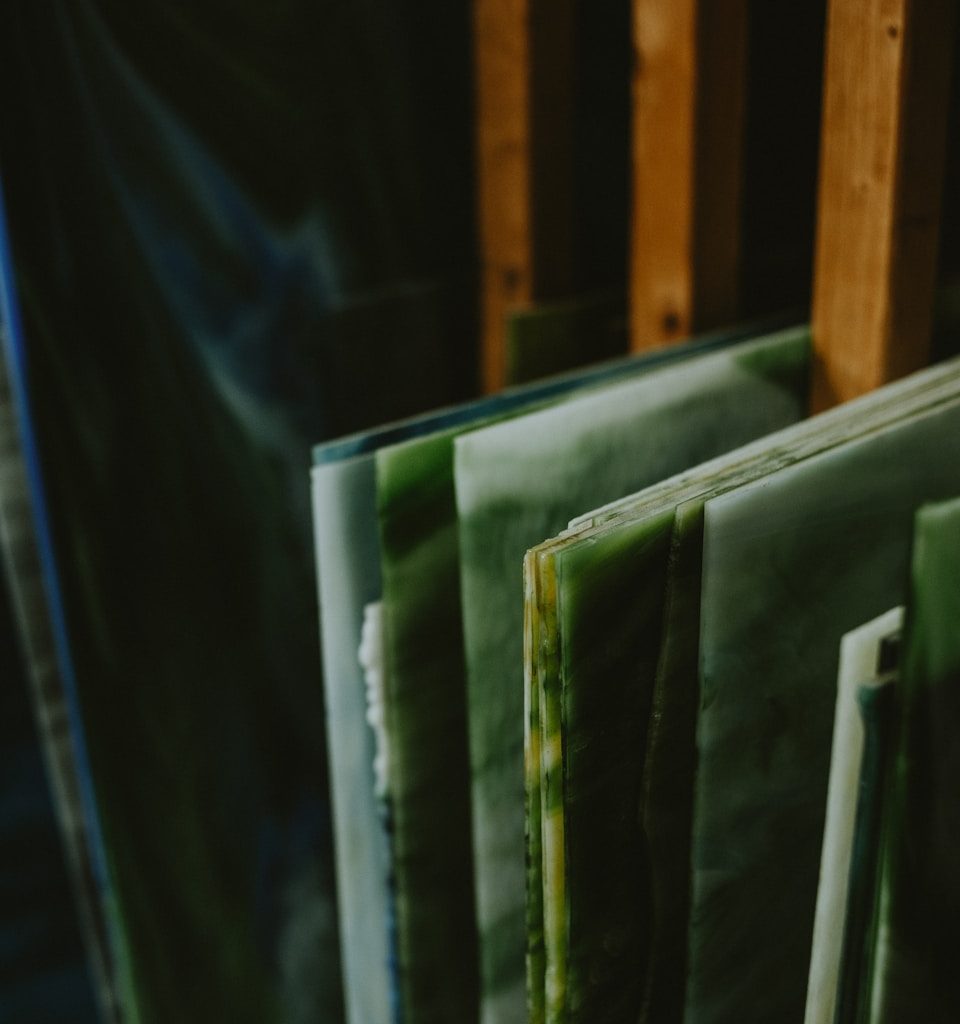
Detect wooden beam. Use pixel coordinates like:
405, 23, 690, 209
474, 0, 575, 393
811, 0, 956, 410
629, 0, 748, 351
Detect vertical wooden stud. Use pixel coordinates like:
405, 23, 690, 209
811, 0, 956, 410
630, 0, 748, 350
474, 0, 575, 393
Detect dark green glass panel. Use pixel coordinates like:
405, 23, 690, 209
870, 496, 960, 1023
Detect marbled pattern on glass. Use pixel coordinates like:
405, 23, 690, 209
524, 356, 960, 1024
691, 399, 960, 1024
313, 320, 786, 1024
504, 330, 812, 1022
375, 427, 484, 1024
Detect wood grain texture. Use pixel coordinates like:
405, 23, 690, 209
630, 0, 747, 350
811, 0, 956, 410
474, 0, 575, 392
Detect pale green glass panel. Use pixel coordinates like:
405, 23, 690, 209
458, 329, 811, 1023
312, 457, 393, 1024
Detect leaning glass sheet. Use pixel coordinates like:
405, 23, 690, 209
455, 327, 811, 1023
313, 321, 783, 1024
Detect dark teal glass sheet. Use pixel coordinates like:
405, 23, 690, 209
0, 0, 482, 1018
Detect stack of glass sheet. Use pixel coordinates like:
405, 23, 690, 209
313, 322, 811, 1023
524, 355, 960, 1024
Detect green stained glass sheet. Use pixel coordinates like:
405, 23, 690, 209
869, 496, 960, 1024
375, 426, 484, 1024
312, 318, 795, 1024
449, 327, 812, 1023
